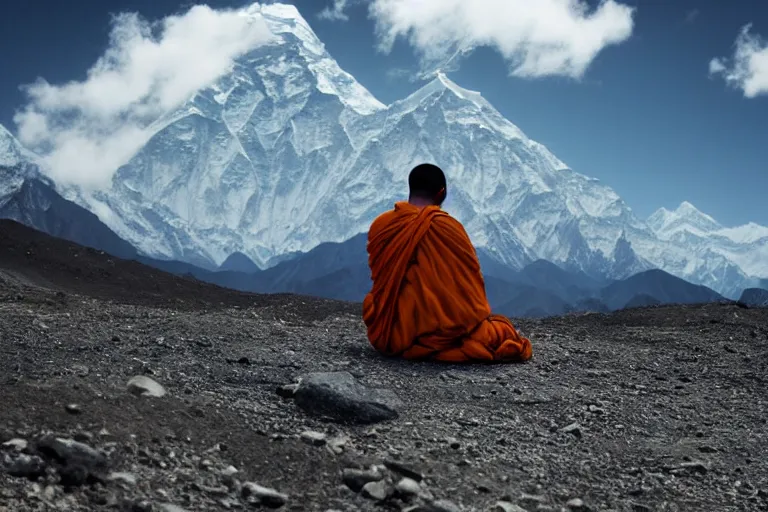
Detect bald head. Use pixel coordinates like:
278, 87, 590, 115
408, 163, 447, 206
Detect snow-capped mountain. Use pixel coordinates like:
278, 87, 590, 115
0, 124, 37, 169
66, 4, 654, 271
648, 201, 722, 238
647, 202, 768, 297
1, 126, 138, 259
8, 3, 767, 297
1, 126, 42, 202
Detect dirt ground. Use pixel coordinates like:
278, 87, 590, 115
0, 222, 767, 511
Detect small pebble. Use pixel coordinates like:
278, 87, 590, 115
127, 376, 166, 398
159, 505, 190, 512
342, 467, 384, 492
242, 482, 288, 507
566, 497, 586, 510
362, 480, 390, 501
109, 472, 138, 486
326, 436, 348, 455
561, 423, 582, 438
445, 437, 461, 449
395, 477, 421, 496
65, 403, 82, 415
300, 431, 327, 446
131, 499, 153, 512
494, 502, 527, 512
426, 499, 462, 512
276, 384, 297, 398
2, 438, 28, 452
384, 460, 424, 482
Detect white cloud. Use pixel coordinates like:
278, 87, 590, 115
343, 0, 635, 79
13, 4, 274, 189
709, 59, 726, 75
710, 24, 768, 98
319, 0, 352, 21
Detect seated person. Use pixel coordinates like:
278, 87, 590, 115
363, 163, 533, 363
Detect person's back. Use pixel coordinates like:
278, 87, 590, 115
363, 163, 533, 363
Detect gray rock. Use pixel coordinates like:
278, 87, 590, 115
493, 502, 527, 512
384, 460, 424, 482
668, 461, 708, 475
566, 498, 587, 510
7, 454, 46, 479
242, 482, 288, 508
326, 435, 348, 455
1, 439, 28, 452
131, 500, 153, 512
108, 472, 138, 486
519, 493, 547, 507
159, 505, 190, 512
293, 371, 402, 424
127, 376, 167, 397
560, 423, 582, 438
300, 431, 327, 446
65, 403, 82, 414
395, 477, 421, 497
220, 465, 239, 487
276, 384, 298, 398
362, 480, 391, 501
34, 436, 108, 485
425, 499, 462, 512
342, 467, 384, 492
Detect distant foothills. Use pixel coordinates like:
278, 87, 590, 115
0, 188, 765, 318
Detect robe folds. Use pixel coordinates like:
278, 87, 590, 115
363, 201, 533, 363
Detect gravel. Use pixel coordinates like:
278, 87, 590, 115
1, 232, 767, 510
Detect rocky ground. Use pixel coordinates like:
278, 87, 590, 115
1, 223, 767, 511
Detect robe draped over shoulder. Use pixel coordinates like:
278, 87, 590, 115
362, 202, 533, 363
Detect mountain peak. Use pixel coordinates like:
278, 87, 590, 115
252, 2, 302, 19
432, 71, 483, 100
256, 3, 386, 115
717, 221, 768, 244
648, 201, 722, 239
676, 200, 703, 215
0, 124, 37, 168
395, 71, 528, 142
674, 201, 720, 226
257, 2, 319, 45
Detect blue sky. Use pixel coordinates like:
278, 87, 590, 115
1, 0, 766, 226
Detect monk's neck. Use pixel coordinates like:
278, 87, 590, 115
408, 197, 436, 208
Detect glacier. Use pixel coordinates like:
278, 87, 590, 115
2, 2, 766, 297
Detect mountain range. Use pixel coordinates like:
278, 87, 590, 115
1, 2, 767, 305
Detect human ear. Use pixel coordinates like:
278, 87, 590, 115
436, 187, 446, 205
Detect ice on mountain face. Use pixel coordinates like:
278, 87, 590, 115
0, 125, 45, 203
649, 201, 722, 239
54, 3, 765, 296
0, 124, 37, 168
257, 3, 385, 115
717, 223, 768, 245
646, 201, 768, 282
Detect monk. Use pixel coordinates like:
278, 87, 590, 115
362, 163, 533, 363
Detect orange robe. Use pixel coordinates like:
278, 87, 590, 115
363, 201, 533, 363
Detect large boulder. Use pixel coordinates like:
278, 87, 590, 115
293, 371, 402, 424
